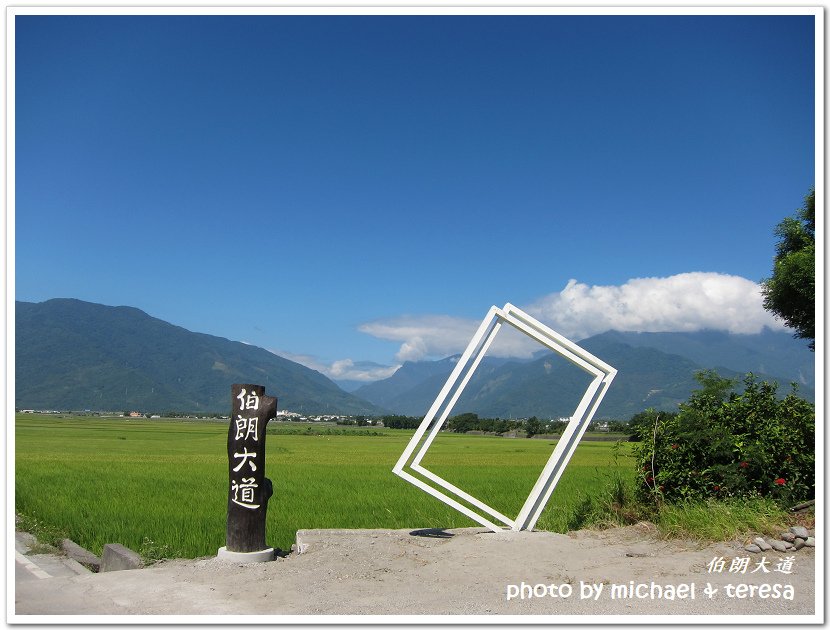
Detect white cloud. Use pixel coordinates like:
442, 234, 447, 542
488, 324, 543, 358
357, 272, 788, 361
358, 315, 478, 361
271, 351, 399, 383
326, 358, 400, 382
358, 313, 545, 361
358, 315, 480, 362
525, 272, 787, 339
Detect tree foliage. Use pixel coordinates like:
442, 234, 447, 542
628, 409, 678, 442
524, 416, 543, 438
380, 415, 423, 429
762, 189, 815, 349
443, 413, 571, 435
634, 371, 815, 505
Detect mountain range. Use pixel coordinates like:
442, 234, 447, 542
353, 329, 814, 419
16, 298, 814, 418
15, 299, 384, 415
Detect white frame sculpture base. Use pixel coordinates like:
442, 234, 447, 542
393, 303, 616, 532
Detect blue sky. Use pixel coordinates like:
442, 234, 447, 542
14, 12, 817, 383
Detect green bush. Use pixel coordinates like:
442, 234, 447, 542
634, 371, 814, 506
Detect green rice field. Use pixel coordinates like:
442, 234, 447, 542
14, 414, 635, 558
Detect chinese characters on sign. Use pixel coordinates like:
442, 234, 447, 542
707, 555, 796, 575
225, 383, 277, 553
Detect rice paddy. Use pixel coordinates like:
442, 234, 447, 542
14, 414, 635, 558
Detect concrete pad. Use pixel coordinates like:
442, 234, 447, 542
15, 532, 92, 580
15, 531, 38, 554
13, 526, 818, 618
101, 544, 144, 572
61, 539, 101, 572
16, 550, 91, 581
30, 554, 91, 576
294, 526, 492, 554
15, 551, 53, 581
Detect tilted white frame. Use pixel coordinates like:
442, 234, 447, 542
392, 303, 617, 532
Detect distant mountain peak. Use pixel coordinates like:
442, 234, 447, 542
354, 328, 814, 419
16, 299, 383, 415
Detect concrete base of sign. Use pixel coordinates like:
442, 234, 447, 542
216, 546, 274, 563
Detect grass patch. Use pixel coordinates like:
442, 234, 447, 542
16, 512, 68, 548
138, 536, 172, 565
654, 497, 790, 541
555, 470, 650, 532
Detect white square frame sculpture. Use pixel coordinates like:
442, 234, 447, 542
393, 303, 617, 532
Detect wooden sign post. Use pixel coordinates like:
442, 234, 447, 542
217, 383, 277, 562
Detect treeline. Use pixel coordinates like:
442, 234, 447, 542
380, 412, 633, 437
381, 415, 425, 429
335, 416, 376, 427
448, 413, 547, 435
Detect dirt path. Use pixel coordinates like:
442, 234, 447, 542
13, 524, 817, 619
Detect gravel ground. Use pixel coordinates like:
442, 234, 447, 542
13, 524, 818, 620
